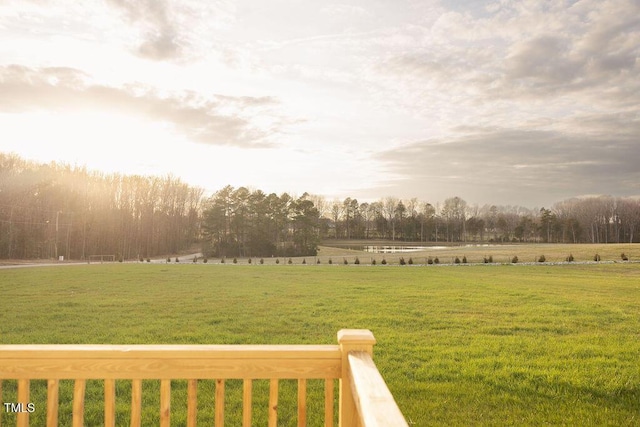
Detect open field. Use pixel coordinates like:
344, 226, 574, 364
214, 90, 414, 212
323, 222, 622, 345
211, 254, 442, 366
315, 242, 640, 265
1, 263, 639, 425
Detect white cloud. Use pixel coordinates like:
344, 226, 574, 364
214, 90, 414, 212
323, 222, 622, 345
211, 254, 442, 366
0, 0, 638, 206
0, 65, 281, 148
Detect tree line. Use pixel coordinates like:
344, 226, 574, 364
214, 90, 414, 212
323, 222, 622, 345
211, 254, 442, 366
1, 152, 639, 260
318, 195, 640, 244
0, 153, 202, 260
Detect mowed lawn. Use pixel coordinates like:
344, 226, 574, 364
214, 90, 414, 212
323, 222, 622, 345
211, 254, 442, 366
1, 263, 639, 426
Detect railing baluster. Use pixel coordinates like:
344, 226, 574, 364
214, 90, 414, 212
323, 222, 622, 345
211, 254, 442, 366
215, 379, 225, 427
104, 379, 116, 427
297, 379, 306, 427
17, 379, 29, 427
324, 379, 334, 427
187, 379, 197, 427
160, 379, 171, 427
131, 379, 142, 427
268, 379, 278, 427
47, 379, 59, 427
72, 379, 86, 427
242, 379, 252, 427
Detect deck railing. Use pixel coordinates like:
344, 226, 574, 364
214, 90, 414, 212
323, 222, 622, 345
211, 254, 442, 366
0, 329, 407, 427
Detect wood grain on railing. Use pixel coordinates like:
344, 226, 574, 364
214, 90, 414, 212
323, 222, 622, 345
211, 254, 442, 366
17, 379, 29, 427
297, 378, 306, 427
325, 379, 334, 427
242, 379, 252, 427
130, 379, 142, 427
338, 329, 376, 427
104, 379, 116, 427
348, 352, 408, 427
0, 345, 341, 380
187, 379, 197, 427
46, 379, 59, 427
268, 378, 278, 427
72, 379, 85, 427
215, 379, 225, 427
160, 379, 170, 427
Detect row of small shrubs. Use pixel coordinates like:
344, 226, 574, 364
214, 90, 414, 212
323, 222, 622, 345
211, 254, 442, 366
532, 253, 630, 263
176, 252, 632, 265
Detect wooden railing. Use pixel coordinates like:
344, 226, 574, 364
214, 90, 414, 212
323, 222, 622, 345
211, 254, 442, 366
0, 329, 407, 427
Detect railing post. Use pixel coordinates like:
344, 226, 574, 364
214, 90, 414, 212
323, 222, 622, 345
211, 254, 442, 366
338, 329, 376, 427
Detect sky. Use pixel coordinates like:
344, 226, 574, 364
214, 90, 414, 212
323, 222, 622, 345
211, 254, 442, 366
1, 0, 639, 208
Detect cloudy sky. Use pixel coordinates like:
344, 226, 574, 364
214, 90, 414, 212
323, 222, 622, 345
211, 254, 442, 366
1, 0, 638, 207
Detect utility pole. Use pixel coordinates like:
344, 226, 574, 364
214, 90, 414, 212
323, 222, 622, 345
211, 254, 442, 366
66, 218, 72, 260
55, 210, 62, 260
7, 206, 14, 258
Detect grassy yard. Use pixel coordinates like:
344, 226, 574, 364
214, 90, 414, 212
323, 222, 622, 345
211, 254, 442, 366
1, 263, 639, 425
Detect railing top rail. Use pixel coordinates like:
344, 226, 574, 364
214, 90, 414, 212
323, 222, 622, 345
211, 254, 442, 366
0, 344, 340, 359
0, 345, 342, 380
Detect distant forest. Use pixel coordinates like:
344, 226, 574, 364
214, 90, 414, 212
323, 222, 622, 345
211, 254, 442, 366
1, 153, 639, 260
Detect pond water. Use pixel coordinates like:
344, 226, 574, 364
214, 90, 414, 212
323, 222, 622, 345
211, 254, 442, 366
363, 245, 449, 253
329, 243, 506, 253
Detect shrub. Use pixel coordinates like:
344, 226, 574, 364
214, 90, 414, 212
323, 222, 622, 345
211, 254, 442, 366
203, 258, 208, 263
462, 256, 467, 264
594, 253, 601, 262
302, 258, 306, 264
566, 254, 574, 262
427, 257, 433, 265
488, 255, 493, 263
175, 257, 179, 263
288, 258, 293, 264
512, 256, 518, 264
317, 258, 321, 264
343, 258, 348, 265
193, 256, 198, 263
139, 257, 144, 262
538, 255, 546, 263
260, 258, 264, 264
399, 257, 406, 265
221, 258, 225, 264
454, 257, 460, 264
408, 257, 414, 265
275, 258, 280, 264
167, 257, 171, 263
621, 253, 628, 261
233, 257, 237, 264
146, 258, 151, 263
328, 258, 332, 264
354, 257, 360, 265
248, 258, 252, 264
371, 259, 376, 265
119, 258, 123, 263
483, 257, 489, 264
381, 258, 387, 265
434, 257, 440, 264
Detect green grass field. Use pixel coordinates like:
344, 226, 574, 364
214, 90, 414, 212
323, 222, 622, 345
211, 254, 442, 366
1, 263, 639, 426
